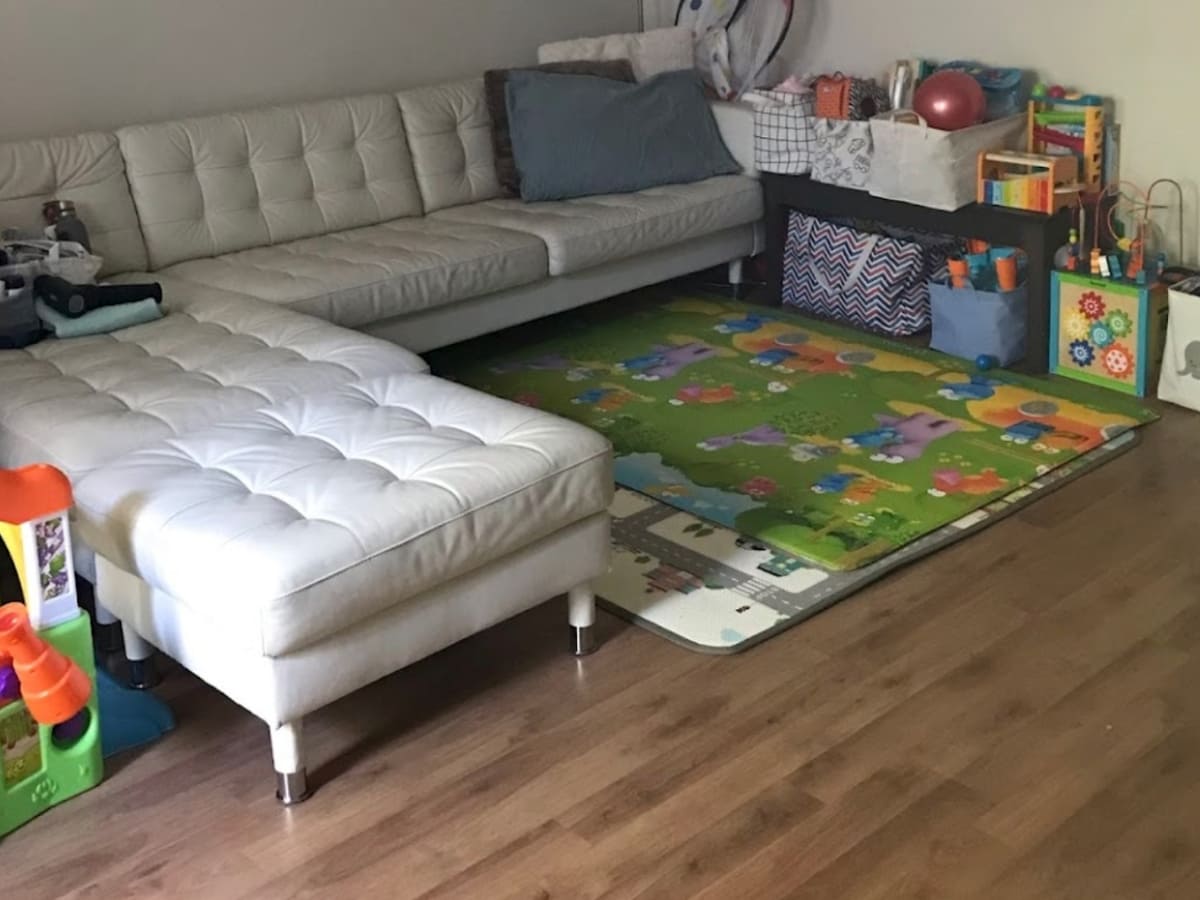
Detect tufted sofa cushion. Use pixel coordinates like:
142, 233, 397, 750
156, 217, 548, 328
0, 277, 425, 478
117, 95, 424, 270
0, 132, 149, 276
396, 79, 503, 214
430, 174, 764, 276
73, 375, 613, 656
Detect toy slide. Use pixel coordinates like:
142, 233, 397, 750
0, 464, 102, 837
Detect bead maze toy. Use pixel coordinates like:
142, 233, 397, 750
1048, 179, 1183, 397
0, 464, 102, 837
977, 150, 1080, 214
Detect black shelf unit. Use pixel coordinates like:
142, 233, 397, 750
763, 173, 1072, 374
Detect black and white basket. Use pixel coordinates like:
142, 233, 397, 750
750, 89, 816, 175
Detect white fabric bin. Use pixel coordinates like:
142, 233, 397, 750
811, 118, 873, 190
749, 89, 815, 175
868, 112, 1025, 211
1158, 286, 1200, 412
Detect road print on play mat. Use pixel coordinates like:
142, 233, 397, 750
595, 431, 1136, 652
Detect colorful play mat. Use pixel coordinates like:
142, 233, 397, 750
443, 294, 1155, 575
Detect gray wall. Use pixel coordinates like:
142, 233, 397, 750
0, 0, 637, 139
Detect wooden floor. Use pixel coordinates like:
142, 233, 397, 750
7, 406, 1200, 899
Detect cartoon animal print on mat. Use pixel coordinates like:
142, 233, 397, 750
844, 413, 961, 464
698, 424, 789, 452
812, 466, 912, 505
617, 343, 717, 381
571, 385, 645, 412
750, 348, 798, 368
714, 313, 773, 335
670, 383, 737, 406
789, 442, 840, 463
929, 468, 1009, 498
937, 375, 1002, 401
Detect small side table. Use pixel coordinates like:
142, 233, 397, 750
763, 173, 1072, 375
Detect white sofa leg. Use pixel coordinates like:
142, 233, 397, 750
94, 600, 118, 626
568, 584, 597, 657
121, 622, 159, 689
728, 257, 745, 286
271, 720, 310, 805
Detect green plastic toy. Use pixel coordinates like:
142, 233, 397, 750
0, 610, 102, 836
0, 464, 103, 837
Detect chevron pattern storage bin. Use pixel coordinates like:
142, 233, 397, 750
781, 212, 944, 336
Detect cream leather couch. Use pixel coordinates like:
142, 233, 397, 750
0, 76, 760, 802
87, 80, 760, 350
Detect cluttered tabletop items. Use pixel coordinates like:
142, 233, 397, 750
1, 201, 163, 349
750, 59, 1197, 404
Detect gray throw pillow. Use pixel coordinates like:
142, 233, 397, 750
505, 69, 740, 203
484, 60, 637, 197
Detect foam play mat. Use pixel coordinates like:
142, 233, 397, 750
444, 294, 1156, 572
597, 432, 1137, 653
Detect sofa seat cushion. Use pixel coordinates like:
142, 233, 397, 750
0, 278, 425, 478
429, 174, 763, 276
73, 375, 613, 656
156, 218, 549, 329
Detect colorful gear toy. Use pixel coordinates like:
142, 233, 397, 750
1068, 339, 1095, 368
1101, 342, 1134, 379
1105, 309, 1133, 338
1089, 321, 1114, 348
1078, 291, 1107, 321
1064, 310, 1090, 340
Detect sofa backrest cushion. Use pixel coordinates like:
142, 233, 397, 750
117, 94, 423, 269
0, 132, 149, 276
396, 79, 502, 214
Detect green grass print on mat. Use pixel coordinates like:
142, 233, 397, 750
442, 294, 1157, 571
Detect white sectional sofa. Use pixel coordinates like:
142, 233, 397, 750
0, 75, 761, 802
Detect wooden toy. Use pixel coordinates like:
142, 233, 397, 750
1028, 97, 1106, 193
1050, 271, 1169, 396
0, 465, 102, 837
977, 151, 1080, 214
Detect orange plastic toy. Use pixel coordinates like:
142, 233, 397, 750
0, 465, 73, 526
0, 603, 91, 725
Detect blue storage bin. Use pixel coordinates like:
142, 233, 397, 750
929, 281, 1028, 367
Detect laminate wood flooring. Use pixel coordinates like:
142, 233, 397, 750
5, 407, 1198, 900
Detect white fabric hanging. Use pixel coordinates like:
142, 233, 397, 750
675, 0, 797, 99
726, 0, 795, 97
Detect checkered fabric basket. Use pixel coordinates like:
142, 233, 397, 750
782, 212, 951, 336
750, 89, 816, 175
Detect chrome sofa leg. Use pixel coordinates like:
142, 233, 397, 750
568, 584, 597, 657
271, 720, 311, 805
122, 622, 159, 689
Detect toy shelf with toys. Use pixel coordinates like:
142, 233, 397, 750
0, 465, 103, 838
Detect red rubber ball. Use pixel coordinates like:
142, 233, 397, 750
914, 71, 987, 131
